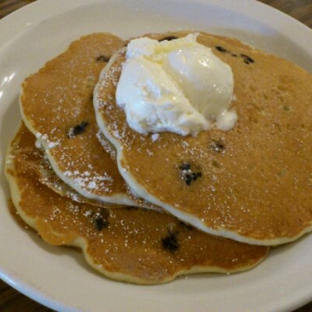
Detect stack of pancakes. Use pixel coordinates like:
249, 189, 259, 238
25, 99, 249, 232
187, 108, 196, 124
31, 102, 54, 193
6, 30, 312, 284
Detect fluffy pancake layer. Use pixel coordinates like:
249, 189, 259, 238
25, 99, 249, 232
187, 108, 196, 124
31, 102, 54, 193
94, 31, 312, 245
19, 32, 150, 207
5, 124, 269, 284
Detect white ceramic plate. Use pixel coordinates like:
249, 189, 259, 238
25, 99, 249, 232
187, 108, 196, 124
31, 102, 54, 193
1, 0, 312, 311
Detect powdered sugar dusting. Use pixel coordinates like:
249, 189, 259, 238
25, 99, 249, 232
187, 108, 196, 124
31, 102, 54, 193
96, 130, 117, 160
63, 170, 113, 192
21, 33, 137, 205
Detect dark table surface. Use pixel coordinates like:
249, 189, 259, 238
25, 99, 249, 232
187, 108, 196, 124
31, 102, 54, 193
1, 0, 312, 311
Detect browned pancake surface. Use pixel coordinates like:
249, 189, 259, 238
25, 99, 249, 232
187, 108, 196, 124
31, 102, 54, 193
11, 122, 116, 208
5, 124, 269, 284
94, 31, 312, 245
20, 33, 143, 206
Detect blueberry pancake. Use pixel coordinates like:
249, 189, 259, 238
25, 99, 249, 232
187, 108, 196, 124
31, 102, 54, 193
94, 31, 312, 246
19, 33, 149, 207
15, 122, 159, 212
5, 124, 269, 284
11, 122, 116, 208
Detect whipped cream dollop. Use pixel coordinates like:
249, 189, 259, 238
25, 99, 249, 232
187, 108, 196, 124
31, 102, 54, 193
116, 34, 237, 136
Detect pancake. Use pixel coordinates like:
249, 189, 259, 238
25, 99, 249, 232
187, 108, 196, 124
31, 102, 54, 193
19, 32, 152, 208
5, 124, 269, 284
12, 121, 115, 208
94, 31, 312, 246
